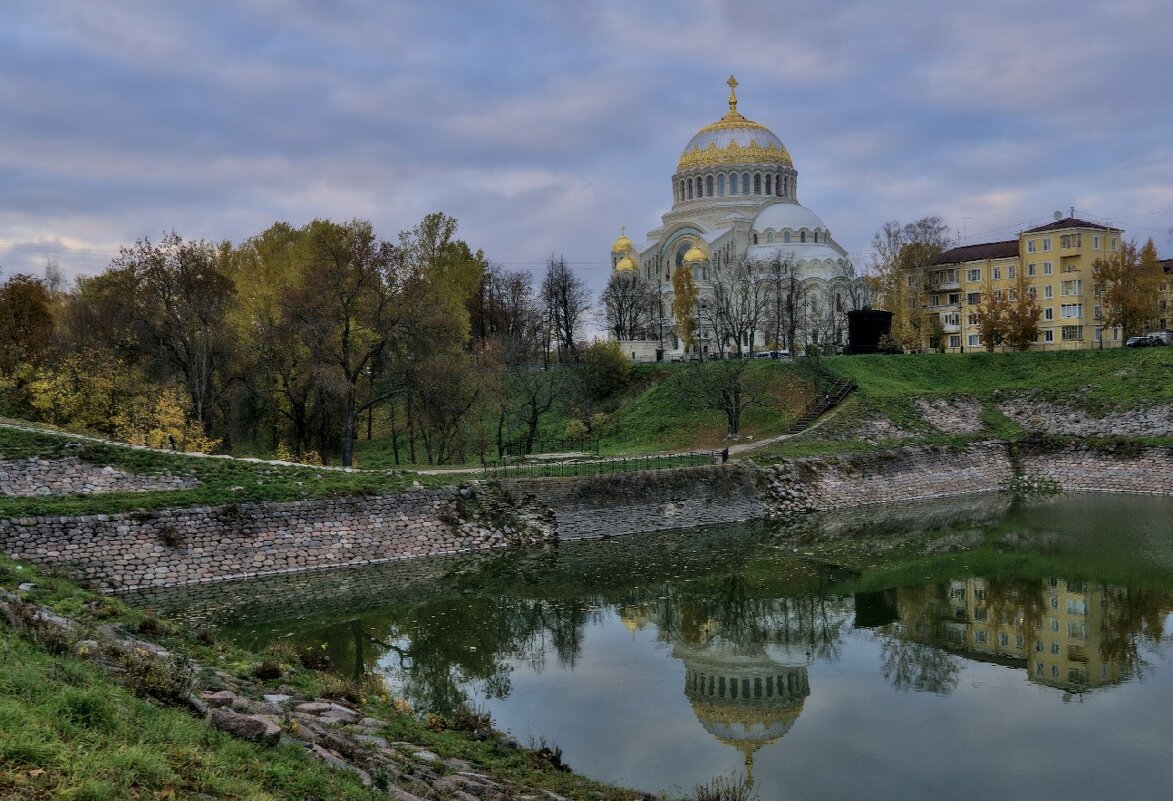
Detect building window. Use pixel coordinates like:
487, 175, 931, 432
931, 293, 940, 306
948, 292, 960, 304
1043, 285, 1053, 299
765, 174, 772, 195
1111, 237, 1117, 251
943, 312, 959, 326
1035, 662, 1044, 675
967, 268, 981, 282
753, 233, 758, 244
1061, 279, 1082, 296
706, 175, 714, 196
1008, 265, 1017, 278
1051, 641, 1061, 654
687, 179, 693, 200
1060, 303, 1083, 318
783, 231, 790, 243
1093, 235, 1101, 249
966, 292, 981, 305
717, 174, 726, 196
1027, 263, 1036, 276
948, 335, 961, 348
1043, 238, 1052, 252
1016, 635, 1025, 648
801, 231, 807, 243
1050, 618, 1060, 631
754, 174, 761, 194
728, 173, 737, 195
1027, 240, 1037, 253
742, 173, 750, 194
1061, 234, 1081, 248
1043, 262, 1052, 275
1044, 308, 1054, 321
968, 334, 981, 347
766, 232, 775, 244
1062, 325, 1083, 340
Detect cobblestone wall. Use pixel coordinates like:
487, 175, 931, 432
0, 486, 550, 592
500, 464, 763, 540
2, 445, 1168, 593
761, 442, 1015, 514
0, 456, 198, 496
1016, 443, 1172, 495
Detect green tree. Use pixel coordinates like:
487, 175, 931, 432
1094, 238, 1164, 339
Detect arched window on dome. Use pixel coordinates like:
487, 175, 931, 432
766, 232, 775, 244
706, 175, 714, 196
765, 174, 772, 195
753, 233, 759, 244
717, 174, 726, 196
687, 179, 694, 200
754, 174, 761, 194
783, 175, 790, 198
679, 180, 685, 201
727, 173, 736, 195
783, 231, 791, 243
741, 173, 750, 194
800, 231, 807, 243
813, 231, 819, 243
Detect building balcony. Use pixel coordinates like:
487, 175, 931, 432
929, 280, 961, 291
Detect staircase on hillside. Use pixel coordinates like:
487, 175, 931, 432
786, 367, 857, 434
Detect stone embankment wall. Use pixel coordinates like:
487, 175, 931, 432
761, 442, 1014, 515
998, 400, 1172, 438
1016, 443, 1172, 496
1, 444, 1169, 593
500, 464, 763, 540
0, 456, 198, 497
0, 486, 550, 593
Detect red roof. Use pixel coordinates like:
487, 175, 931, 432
934, 240, 1019, 265
1022, 216, 1121, 234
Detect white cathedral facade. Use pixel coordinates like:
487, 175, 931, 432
609, 77, 861, 361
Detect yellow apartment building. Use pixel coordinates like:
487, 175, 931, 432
924, 216, 1125, 352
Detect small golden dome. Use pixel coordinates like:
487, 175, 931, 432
683, 245, 707, 264
611, 227, 634, 254
615, 256, 637, 272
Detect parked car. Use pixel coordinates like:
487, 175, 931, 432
754, 349, 791, 359
1125, 335, 1166, 347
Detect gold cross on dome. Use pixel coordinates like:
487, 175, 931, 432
727, 75, 739, 113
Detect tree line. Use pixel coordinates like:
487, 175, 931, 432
0, 215, 615, 466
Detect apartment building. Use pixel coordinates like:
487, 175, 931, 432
924, 216, 1124, 352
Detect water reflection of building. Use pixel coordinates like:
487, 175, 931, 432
675, 637, 809, 772
619, 592, 850, 773
890, 577, 1138, 693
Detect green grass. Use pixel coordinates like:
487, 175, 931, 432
0, 556, 646, 801
0, 628, 376, 801
0, 424, 455, 520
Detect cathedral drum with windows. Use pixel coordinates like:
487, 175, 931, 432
610, 76, 862, 361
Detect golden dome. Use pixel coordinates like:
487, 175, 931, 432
611, 227, 634, 254
677, 76, 793, 172
683, 245, 707, 264
615, 256, 637, 272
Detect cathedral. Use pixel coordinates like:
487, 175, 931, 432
609, 77, 859, 360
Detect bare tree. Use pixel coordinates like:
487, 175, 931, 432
762, 256, 807, 355
705, 256, 770, 356
541, 255, 590, 363
601, 270, 658, 340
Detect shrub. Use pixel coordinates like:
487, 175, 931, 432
252, 657, 282, 680
695, 773, 758, 801
120, 649, 194, 705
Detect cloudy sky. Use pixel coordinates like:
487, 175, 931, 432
3, 0, 1172, 300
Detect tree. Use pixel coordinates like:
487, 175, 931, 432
683, 359, 767, 435
974, 267, 1009, 352
0, 274, 54, 373
541, 255, 589, 364
705, 257, 770, 356
761, 256, 806, 355
868, 217, 951, 352
601, 271, 657, 341
1094, 238, 1164, 339
113, 232, 237, 435
671, 266, 700, 356
1006, 265, 1043, 351
291, 219, 404, 467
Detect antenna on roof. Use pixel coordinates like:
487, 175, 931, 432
1070, 206, 1075, 218
1053, 211, 1064, 222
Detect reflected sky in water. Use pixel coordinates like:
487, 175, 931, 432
197, 494, 1173, 799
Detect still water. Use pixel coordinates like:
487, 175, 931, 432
143, 493, 1173, 800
